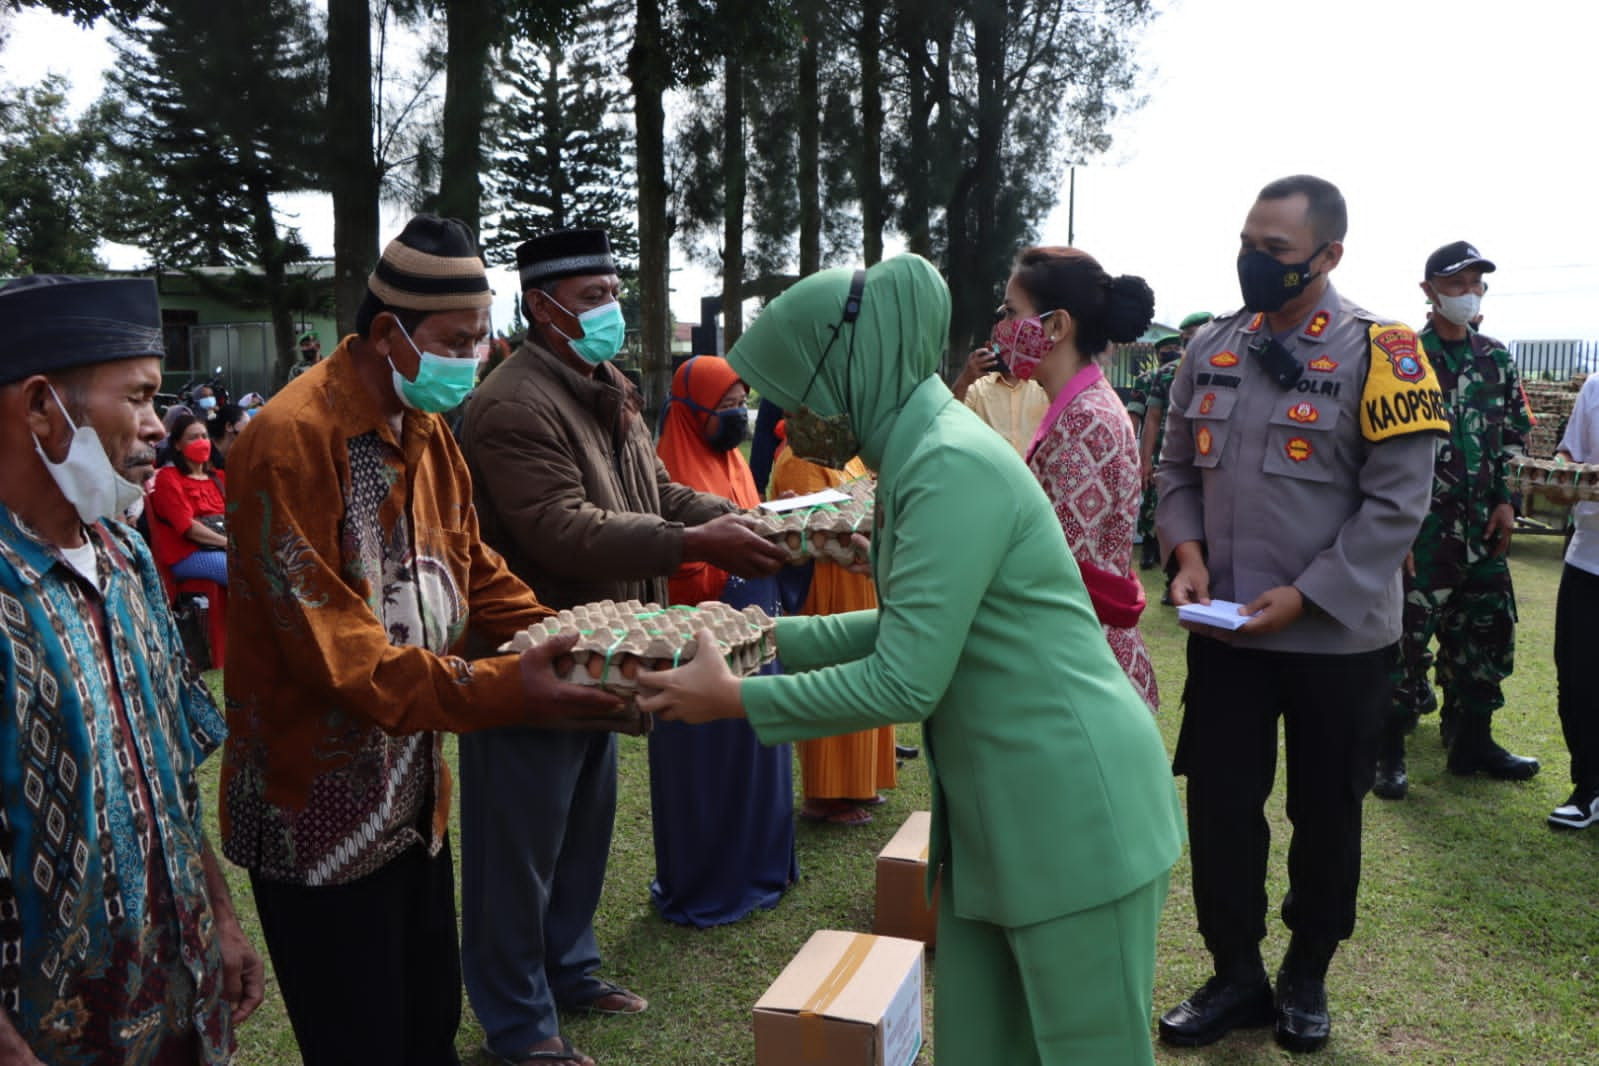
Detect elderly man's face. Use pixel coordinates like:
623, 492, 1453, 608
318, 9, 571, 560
32, 359, 166, 487
383, 307, 491, 383
528, 273, 622, 332
552, 273, 622, 315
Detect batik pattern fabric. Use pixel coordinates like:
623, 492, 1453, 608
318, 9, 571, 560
222, 339, 549, 888
1027, 375, 1158, 710
0, 506, 231, 1064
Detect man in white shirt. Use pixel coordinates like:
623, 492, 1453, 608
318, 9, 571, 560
1550, 371, 1599, 828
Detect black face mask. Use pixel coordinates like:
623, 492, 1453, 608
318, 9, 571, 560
707, 406, 749, 451
1237, 242, 1328, 313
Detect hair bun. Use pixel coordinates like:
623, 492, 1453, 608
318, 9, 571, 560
1104, 275, 1156, 344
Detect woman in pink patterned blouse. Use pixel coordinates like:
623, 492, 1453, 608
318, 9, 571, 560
988, 246, 1160, 709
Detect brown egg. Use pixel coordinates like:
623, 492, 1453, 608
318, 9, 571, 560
553, 654, 575, 677
785, 531, 802, 550
585, 654, 606, 680
618, 655, 640, 680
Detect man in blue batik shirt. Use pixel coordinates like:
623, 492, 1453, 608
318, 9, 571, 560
0, 275, 263, 1065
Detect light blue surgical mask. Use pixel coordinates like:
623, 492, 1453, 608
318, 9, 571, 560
196, 395, 217, 411
552, 299, 626, 365
389, 319, 479, 413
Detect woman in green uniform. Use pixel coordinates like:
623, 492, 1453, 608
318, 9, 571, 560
638, 254, 1184, 1065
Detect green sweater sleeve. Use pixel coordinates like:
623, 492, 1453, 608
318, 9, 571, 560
745, 443, 1014, 746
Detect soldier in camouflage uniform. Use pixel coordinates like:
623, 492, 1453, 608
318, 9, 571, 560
1375, 242, 1539, 799
1133, 334, 1183, 572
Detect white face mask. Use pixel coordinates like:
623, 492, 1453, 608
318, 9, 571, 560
1434, 289, 1482, 327
31, 385, 147, 526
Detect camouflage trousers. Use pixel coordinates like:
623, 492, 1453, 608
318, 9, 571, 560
1137, 483, 1158, 542
1390, 539, 1516, 725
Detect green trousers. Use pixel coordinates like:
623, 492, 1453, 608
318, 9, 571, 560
935, 869, 1169, 1066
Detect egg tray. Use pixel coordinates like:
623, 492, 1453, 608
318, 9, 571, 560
500, 599, 777, 734
754, 477, 876, 567
1509, 455, 1599, 503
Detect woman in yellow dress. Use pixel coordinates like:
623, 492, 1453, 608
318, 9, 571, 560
769, 429, 897, 826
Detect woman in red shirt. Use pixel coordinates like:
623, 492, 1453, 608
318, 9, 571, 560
149, 413, 228, 584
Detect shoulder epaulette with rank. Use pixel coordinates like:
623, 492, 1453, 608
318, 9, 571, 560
1360, 322, 1450, 441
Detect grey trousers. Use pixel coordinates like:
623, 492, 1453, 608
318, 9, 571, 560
459, 728, 618, 1055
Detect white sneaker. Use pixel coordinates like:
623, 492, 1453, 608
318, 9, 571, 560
1548, 789, 1599, 830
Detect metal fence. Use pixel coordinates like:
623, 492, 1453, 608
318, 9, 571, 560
181, 323, 275, 402
1509, 339, 1599, 382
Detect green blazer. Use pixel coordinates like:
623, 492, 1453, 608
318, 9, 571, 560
744, 377, 1185, 929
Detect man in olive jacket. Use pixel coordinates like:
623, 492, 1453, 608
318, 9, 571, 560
458, 228, 785, 1066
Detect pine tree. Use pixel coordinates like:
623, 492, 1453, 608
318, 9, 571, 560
483, 14, 639, 267
101, 0, 327, 383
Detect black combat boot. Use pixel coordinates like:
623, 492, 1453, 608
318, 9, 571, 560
1372, 719, 1409, 800
1275, 935, 1336, 1053
1139, 539, 1160, 570
1446, 714, 1539, 780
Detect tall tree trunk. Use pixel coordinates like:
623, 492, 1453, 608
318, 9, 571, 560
944, 172, 974, 367
896, 1, 930, 257
630, 0, 672, 414
241, 167, 298, 387
797, 0, 820, 276
328, 0, 378, 335
942, 3, 1004, 362
721, 51, 745, 348
858, 0, 884, 265
544, 42, 569, 230
437, 0, 494, 235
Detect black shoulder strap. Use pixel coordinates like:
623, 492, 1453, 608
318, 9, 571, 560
842, 269, 866, 323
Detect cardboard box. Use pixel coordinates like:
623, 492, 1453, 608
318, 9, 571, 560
753, 931, 924, 1066
874, 811, 939, 946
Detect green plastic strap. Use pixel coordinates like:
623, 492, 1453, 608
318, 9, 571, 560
599, 627, 626, 684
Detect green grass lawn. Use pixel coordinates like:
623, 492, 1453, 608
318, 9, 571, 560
201, 532, 1599, 1064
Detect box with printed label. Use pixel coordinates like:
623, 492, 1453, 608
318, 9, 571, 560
753, 930, 924, 1066
873, 811, 939, 945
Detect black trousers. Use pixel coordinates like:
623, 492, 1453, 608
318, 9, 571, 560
1174, 636, 1391, 965
250, 839, 463, 1066
1555, 564, 1599, 791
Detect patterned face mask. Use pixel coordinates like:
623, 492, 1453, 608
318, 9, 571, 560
789, 270, 867, 470
990, 311, 1059, 381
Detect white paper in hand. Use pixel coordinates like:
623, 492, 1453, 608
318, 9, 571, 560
759, 488, 851, 513
1176, 599, 1260, 631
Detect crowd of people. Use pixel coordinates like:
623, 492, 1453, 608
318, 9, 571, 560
1, 171, 1594, 1066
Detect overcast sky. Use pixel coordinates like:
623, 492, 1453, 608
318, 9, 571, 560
5, 0, 1597, 341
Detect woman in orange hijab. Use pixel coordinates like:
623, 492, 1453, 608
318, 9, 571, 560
650, 356, 797, 926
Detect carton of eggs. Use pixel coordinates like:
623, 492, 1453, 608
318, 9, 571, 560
1509, 454, 1599, 504
754, 477, 876, 567
500, 599, 778, 734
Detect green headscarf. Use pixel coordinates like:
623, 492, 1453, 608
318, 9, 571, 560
727, 254, 950, 469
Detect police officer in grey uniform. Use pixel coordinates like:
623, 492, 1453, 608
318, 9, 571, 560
1155, 175, 1443, 1054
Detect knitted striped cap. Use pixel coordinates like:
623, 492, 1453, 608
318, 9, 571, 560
366, 215, 492, 311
